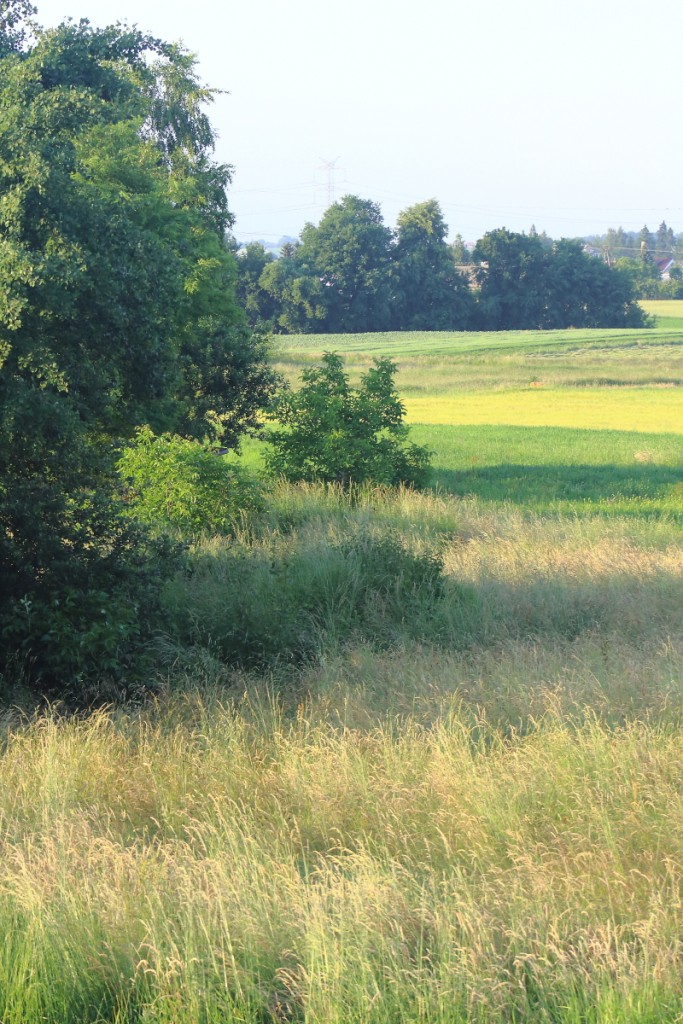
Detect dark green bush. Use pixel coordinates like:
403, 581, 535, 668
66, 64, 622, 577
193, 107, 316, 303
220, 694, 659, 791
0, 490, 180, 702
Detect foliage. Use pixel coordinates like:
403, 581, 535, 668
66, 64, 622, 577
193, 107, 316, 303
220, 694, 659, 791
0, 15, 276, 697
265, 353, 432, 487
474, 229, 647, 329
0, 0, 35, 55
118, 427, 262, 539
391, 199, 474, 330
233, 241, 278, 327
255, 201, 655, 334
262, 196, 395, 334
259, 241, 328, 333
0, 486, 179, 700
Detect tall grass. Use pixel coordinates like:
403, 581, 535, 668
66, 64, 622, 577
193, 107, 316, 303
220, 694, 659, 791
0, 695, 681, 1023
0, 483, 681, 1021
2, 320, 682, 1020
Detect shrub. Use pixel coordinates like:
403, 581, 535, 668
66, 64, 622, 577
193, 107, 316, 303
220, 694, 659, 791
265, 353, 432, 488
117, 427, 262, 539
162, 530, 462, 668
0, 491, 179, 702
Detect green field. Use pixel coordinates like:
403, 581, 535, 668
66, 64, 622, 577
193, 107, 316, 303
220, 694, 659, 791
3, 325, 683, 1023
642, 297, 683, 328
261, 318, 683, 517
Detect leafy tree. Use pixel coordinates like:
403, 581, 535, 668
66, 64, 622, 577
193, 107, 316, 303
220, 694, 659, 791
391, 200, 473, 330
0, 16, 276, 694
604, 226, 631, 260
259, 241, 328, 333
0, 0, 35, 55
655, 220, 675, 255
473, 229, 549, 329
545, 241, 647, 328
265, 353, 431, 487
473, 230, 646, 329
234, 242, 277, 327
294, 196, 394, 333
637, 225, 656, 261
451, 233, 472, 265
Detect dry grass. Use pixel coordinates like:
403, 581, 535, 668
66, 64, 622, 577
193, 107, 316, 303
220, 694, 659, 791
1, 479, 682, 1021
0, 698, 681, 1022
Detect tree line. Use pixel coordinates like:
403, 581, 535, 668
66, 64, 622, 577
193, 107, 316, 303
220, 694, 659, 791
234, 198, 648, 334
585, 223, 683, 301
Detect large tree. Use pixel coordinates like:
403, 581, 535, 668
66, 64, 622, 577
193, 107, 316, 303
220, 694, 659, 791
391, 199, 473, 330
473, 230, 646, 330
544, 240, 647, 328
296, 195, 394, 333
0, 12, 277, 692
473, 229, 549, 329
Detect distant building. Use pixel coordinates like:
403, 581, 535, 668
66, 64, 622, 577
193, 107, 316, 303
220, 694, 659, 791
655, 256, 675, 280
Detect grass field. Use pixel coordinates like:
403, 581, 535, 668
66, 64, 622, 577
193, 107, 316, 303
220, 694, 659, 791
2, 323, 682, 1022
642, 298, 683, 328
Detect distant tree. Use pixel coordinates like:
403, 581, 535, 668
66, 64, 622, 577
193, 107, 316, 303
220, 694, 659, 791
605, 226, 631, 260
234, 242, 278, 326
655, 220, 675, 255
637, 224, 656, 255
473, 229, 549, 329
391, 200, 473, 330
473, 230, 647, 329
259, 242, 327, 333
294, 196, 394, 333
451, 233, 472, 265
546, 241, 647, 328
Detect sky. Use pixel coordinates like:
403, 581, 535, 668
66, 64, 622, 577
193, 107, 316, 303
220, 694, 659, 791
31, 0, 683, 246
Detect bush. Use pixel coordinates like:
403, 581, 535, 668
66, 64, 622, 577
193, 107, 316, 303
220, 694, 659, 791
117, 427, 262, 539
162, 530, 461, 669
265, 353, 432, 488
0, 490, 179, 702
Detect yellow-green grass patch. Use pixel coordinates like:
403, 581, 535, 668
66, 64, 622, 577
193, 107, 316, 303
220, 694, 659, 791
641, 298, 683, 328
405, 385, 683, 433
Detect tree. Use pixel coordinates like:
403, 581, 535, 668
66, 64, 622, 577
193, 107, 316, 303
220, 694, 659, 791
451, 233, 472, 265
655, 220, 675, 255
234, 242, 277, 326
545, 240, 647, 328
294, 196, 394, 333
391, 200, 473, 330
637, 224, 655, 255
0, 0, 35, 56
259, 242, 328, 333
604, 226, 631, 260
265, 353, 431, 487
473, 230, 647, 330
0, 16, 277, 694
473, 229, 549, 329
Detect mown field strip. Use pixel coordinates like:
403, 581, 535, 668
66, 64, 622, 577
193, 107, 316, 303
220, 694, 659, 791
276, 326, 683, 361
404, 386, 683, 433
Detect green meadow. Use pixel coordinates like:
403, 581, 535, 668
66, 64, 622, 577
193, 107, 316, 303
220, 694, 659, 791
2, 316, 683, 1023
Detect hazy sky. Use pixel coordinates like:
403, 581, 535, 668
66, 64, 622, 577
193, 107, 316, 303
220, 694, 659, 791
31, 0, 683, 245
